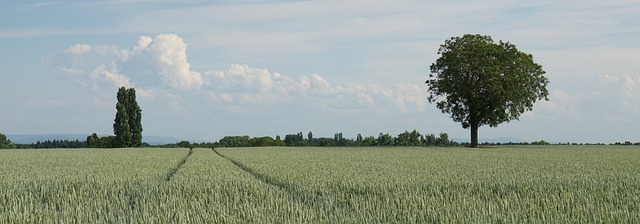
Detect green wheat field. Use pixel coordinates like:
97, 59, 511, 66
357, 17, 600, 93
1, 146, 639, 223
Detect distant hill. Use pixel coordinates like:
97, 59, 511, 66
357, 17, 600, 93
7, 134, 180, 145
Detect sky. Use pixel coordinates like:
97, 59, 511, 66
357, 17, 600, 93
1, 0, 639, 143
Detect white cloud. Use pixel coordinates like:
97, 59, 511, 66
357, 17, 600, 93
392, 84, 427, 112
55, 34, 428, 115
595, 73, 640, 98
137, 34, 203, 90
134, 35, 152, 51
202, 64, 426, 113
136, 88, 155, 100
55, 43, 129, 76
597, 74, 640, 122
534, 73, 640, 124
622, 75, 640, 98
227, 64, 274, 93
64, 44, 93, 55
165, 92, 187, 114
536, 89, 577, 117
210, 93, 233, 104
90, 62, 132, 88
598, 74, 620, 83
56, 34, 203, 90
550, 89, 575, 102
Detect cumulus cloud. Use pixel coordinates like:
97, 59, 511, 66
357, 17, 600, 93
55, 34, 427, 114
597, 74, 640, 122
538, 73, 640, 123
597, 73, 640, 98
537, 89, 576, 116
56, 34, 203, 90
133, 34, 203, 89
55, 44, 129, 76
621, 75, 640, 98
203, 64, 426, 113
91, 62, 132, 88
598, 74, 620, 83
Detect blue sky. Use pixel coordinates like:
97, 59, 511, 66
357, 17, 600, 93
1, 0, 639, 143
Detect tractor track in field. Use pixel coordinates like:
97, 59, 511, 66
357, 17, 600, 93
211, 148, 325, 204
211, 148, 292, 190
164, 148, 193, 181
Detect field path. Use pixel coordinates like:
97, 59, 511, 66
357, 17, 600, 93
164, 148, 193, 181
212, 148, 326, 206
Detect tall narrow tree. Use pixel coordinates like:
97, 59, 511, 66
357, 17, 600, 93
113, 86, 143, 147
127, 88, 143, 147
307, 131, 313, 146
114, 87, 131, 147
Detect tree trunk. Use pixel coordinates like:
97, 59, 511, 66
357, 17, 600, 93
470, 121, 479, 148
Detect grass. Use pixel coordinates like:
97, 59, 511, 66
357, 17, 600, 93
1, 146, 639, 222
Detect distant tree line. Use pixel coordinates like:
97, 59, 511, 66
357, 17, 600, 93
11, 133, 153, 149
85, 133, 153, 148
5, 131, 640, 149
16, 139, 87, 149
208, 130, 458, 148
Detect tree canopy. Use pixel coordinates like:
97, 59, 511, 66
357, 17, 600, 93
113, 87, 143, 148
426, 34, 549, 148
0, 133, 16, 149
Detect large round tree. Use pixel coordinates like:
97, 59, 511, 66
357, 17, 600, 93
426, 34, 549, 148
